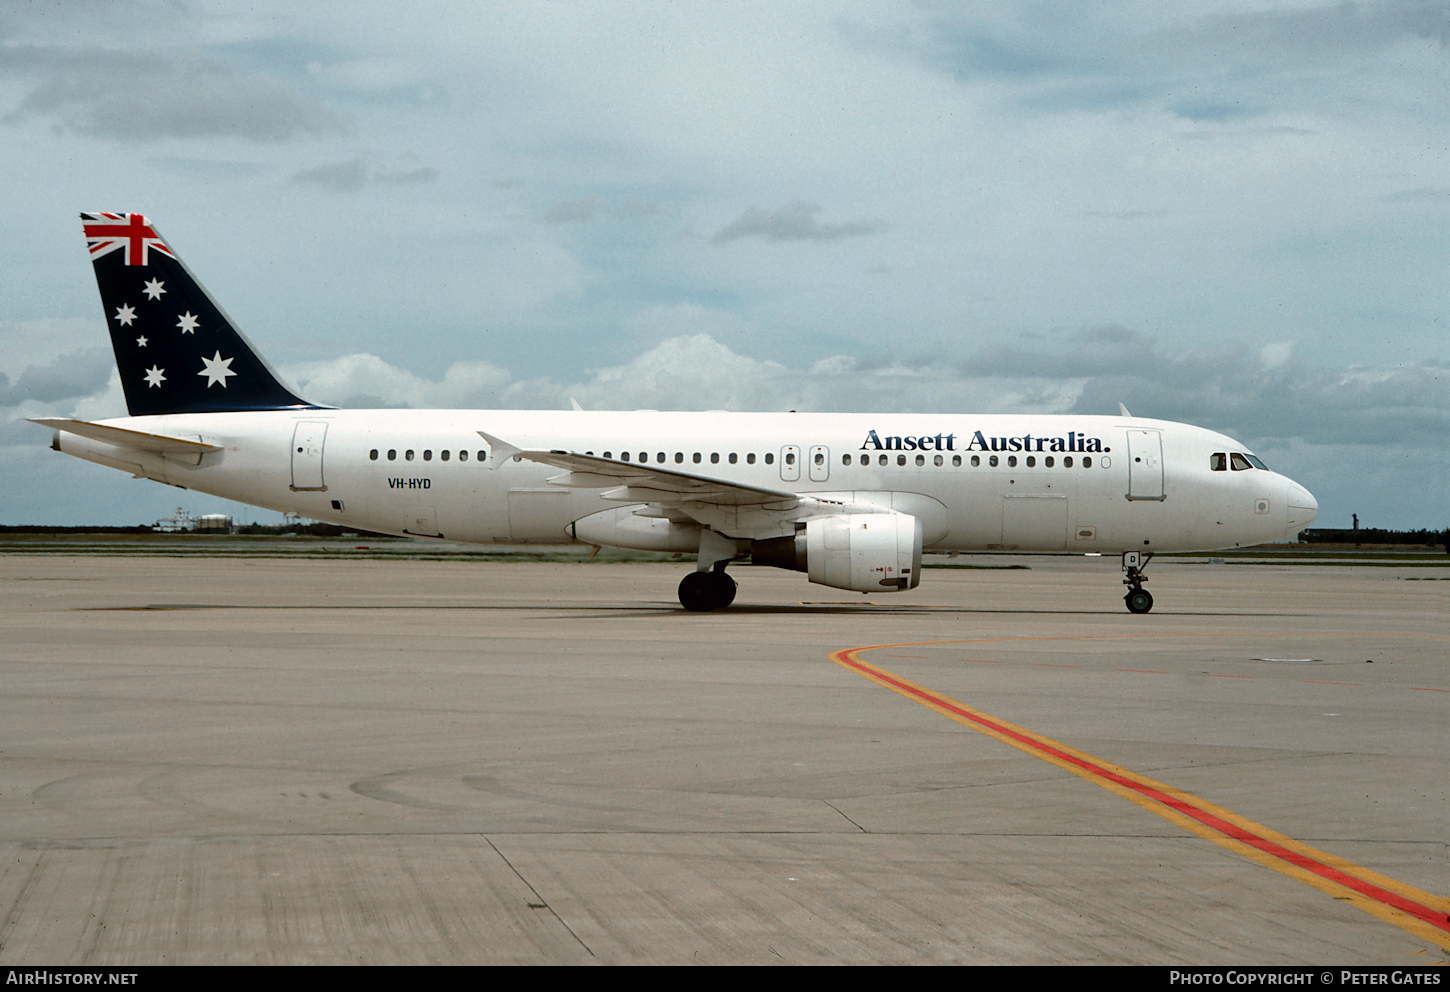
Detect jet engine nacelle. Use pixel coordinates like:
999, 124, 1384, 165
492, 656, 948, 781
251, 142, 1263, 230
752, 513, 923, 593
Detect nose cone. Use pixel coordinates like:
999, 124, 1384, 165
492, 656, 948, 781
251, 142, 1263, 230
1286, 480, 1318, 535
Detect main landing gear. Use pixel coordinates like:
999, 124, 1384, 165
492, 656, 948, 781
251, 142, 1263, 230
679, 529, 741, 611
678, 562, 737, 612
1122, 550, 1154, 614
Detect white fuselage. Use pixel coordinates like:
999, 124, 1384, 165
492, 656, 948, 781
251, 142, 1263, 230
57, 409, 1318, 554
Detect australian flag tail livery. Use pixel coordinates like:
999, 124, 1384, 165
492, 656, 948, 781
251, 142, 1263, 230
82, 212, 319, 417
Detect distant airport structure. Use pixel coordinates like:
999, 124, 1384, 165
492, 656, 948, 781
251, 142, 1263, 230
153, 507, 233, 533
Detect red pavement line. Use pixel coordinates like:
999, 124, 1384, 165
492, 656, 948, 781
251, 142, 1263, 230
829, 642, 1450, 943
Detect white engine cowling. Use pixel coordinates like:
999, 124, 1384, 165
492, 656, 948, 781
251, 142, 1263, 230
751, 513, 923, 593
807, 513, 922, 592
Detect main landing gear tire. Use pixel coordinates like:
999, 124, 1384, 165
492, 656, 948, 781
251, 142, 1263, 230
678, 570, 737, 612
1124, 588, 1154, 614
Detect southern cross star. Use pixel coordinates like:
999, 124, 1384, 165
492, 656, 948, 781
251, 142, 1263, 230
177, 311, 200, 334
197, 351, 236, 388
114, 304, 136, 326
143, 279, 166, 300
143, 366, 166, 388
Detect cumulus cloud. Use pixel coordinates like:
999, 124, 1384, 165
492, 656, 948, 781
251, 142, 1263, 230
268, 333, 1058, 415
283, 353, 512, 409
0, 349, 113, 407
561, 334, 793, 411
712, 202, 888, 245
617, 302, 759, 351
0, 319, 126, 420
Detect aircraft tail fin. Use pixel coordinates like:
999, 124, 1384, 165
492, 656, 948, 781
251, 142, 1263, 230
81, 212, 320, 416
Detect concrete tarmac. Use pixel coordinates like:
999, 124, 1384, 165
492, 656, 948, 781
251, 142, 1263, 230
0, 553, 1444, 965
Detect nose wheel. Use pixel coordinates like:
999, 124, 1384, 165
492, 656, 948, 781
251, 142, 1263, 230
1124, 587, 1154, 614
1122, 551, 1154, 614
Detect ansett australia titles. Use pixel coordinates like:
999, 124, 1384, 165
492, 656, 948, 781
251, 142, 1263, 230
861, 430, 1109, 454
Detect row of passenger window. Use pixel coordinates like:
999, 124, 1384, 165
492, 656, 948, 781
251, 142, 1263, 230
370, 449, 487, 462
848, 452, 1097, 469
599, 450, 776, 465
367, 446, 1102, 470
599, 451, 1099, 468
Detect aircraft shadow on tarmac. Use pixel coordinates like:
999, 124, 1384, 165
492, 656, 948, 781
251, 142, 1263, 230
86, 601, 1307, 617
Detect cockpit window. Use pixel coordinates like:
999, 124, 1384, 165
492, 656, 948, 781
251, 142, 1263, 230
1243, 453, 1269, 470
1210, 452, 1226, 471
1230, 453, 1253, 471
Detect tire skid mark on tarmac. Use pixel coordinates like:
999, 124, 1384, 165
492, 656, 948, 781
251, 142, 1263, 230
829, 638, 1450, 950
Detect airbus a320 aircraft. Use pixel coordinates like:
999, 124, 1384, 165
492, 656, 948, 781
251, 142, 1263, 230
35, 213, 1319, 612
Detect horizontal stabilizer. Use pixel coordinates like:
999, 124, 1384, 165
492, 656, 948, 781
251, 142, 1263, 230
30, 418, 222, 455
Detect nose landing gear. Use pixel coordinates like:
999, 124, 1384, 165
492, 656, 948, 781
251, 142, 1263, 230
1123, 550, 1154, 613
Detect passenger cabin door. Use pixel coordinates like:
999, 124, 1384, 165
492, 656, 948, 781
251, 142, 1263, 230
290, 421, 328, 491
1126, 429, 1165, 501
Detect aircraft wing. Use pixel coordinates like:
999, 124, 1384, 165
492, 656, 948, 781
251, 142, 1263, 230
479, 431, 800, 508
31, 418, 223, 455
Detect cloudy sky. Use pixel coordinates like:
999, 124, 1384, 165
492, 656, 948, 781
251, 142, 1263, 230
1, 0, 1446, 529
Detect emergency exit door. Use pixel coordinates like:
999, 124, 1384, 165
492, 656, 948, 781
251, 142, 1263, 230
808, 445, 830, 482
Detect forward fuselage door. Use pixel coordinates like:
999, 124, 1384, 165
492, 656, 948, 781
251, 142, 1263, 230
808, 445, 830, 482
780, 445, 801, 482
290, 420, 328, 491
1126, 429, 1164, 500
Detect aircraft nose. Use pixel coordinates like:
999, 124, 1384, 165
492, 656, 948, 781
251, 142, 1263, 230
1286, 480, 1318, 533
